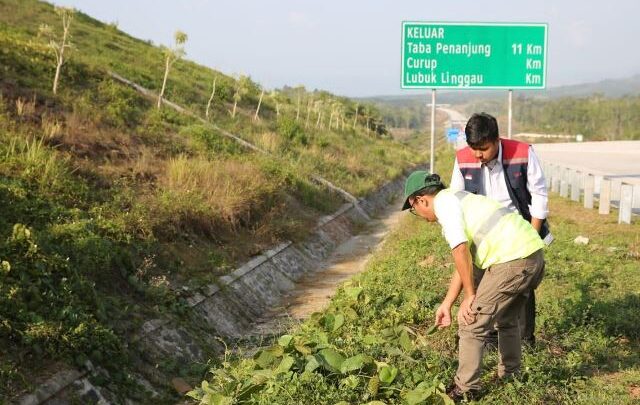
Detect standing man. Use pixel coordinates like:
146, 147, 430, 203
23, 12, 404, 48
402, 171, 545, 400
450, 112, 551, 346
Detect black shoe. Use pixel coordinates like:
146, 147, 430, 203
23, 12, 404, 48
446, 383, 480, 402
522, 335, 535, 348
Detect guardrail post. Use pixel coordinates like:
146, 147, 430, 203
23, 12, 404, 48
584, 174, 594, 209
611, 179, 622, 204
544, 164, 552, 189
571, 169, 581, 202
599, 178, 611, 215
560, 168, 570, 198
619, 184, 633, 224
552, 168, 561, 193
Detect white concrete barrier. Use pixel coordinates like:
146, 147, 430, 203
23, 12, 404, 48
571, 169, 581, 202
584, 174, 594, 209
599, 179, 611, 215
619, 184, 634, 224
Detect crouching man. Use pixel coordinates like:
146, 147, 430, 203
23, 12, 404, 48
402, 171, 545, 401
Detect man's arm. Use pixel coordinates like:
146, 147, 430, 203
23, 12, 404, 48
435, 242, 477, 327
450, 158, 465, 192
527, 147, 548, 232
452, 242, 474, 297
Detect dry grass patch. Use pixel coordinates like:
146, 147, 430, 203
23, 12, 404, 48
157, 156, 282, 236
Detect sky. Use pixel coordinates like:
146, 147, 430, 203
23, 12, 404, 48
50, 0, 640, 97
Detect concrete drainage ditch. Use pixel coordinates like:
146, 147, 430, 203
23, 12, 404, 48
19, 168, 417, 404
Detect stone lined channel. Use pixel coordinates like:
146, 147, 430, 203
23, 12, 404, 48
247, 196, 406, 338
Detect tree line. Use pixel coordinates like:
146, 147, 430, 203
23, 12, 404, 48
513, 94, 640, 140
37, 6, 388, 137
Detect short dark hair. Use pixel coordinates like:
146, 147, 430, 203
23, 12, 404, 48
411, 174, 446, 198
465, 112, 499, 149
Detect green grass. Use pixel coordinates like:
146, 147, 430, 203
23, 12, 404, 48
189, 183, 640, 404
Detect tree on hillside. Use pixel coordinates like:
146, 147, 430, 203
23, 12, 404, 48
305, 97, 313, 128
157, 30, 188, 109
270, 90, 286, 118
205, 74, 217, 120
38, 7, 75, 95
232, 75, 250, 118
352, 104, 359, 129
295, 86, 305, 121
254, 88, 265, 121
314, 99, 324, 128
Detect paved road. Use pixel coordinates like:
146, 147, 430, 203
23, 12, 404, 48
437, 107, 468, 149
533, 141, 640, 183
533, 141, 640, 209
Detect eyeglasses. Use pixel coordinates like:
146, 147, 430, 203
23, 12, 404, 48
409, 197, 420, 216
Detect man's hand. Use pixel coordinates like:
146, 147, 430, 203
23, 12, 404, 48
458, 294, 477, 326
434, 303, 452, 329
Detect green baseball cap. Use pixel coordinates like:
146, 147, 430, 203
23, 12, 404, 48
401, 170, 442, 210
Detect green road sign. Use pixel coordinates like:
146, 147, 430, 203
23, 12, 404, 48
401, 22, 547, 89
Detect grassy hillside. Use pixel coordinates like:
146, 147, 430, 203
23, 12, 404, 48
0, 0, 424, 401
190, 149, 640, 404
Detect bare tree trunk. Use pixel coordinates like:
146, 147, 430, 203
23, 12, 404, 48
296, 93, 301, 121
353, 106, 359, 129
316, 110, 322, 128
157, 55, 171, 109
254, 90, 264, 121
305, 100, 311, 128
52, 13, 71, 95
275, 103, 280, 117
205, 77, 217, 120
53, 57, 63, 95
232, 100, 238, 118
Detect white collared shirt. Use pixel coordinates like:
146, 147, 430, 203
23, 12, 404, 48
450, 142, 548, 220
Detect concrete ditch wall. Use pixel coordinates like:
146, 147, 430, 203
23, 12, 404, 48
28, 169, 413, 404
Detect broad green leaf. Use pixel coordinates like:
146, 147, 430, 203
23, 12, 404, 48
332, 313, 345, 332
340, 375, 360, 389
254, 345, 284, 369
251, 369, 273, 384
204, 393, 233, 405
317, 348, 345, 373
343, 306, 359, 319
294, 342, 312, 355
334, 402, 350, 405
406, 388, 432, 405
399, 330, 414, 352
340, 354, 373, 374
321, 314, 335, 331
364, 401, 387, 405
344, 286, 363, 300
277, 334, 293, 347
275, 355, 295, 374
304, 355, 320, 372
237, 381, 265, 400
437, 391, 456, 405
363, 334, 383, 345
378, 366, 398, 384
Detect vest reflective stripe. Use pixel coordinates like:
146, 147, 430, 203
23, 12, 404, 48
452, 191, 512, 248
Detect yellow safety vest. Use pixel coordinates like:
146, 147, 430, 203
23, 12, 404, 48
437, 189, 545, 269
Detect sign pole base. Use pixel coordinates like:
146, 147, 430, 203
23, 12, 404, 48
508, 89, 513, 139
